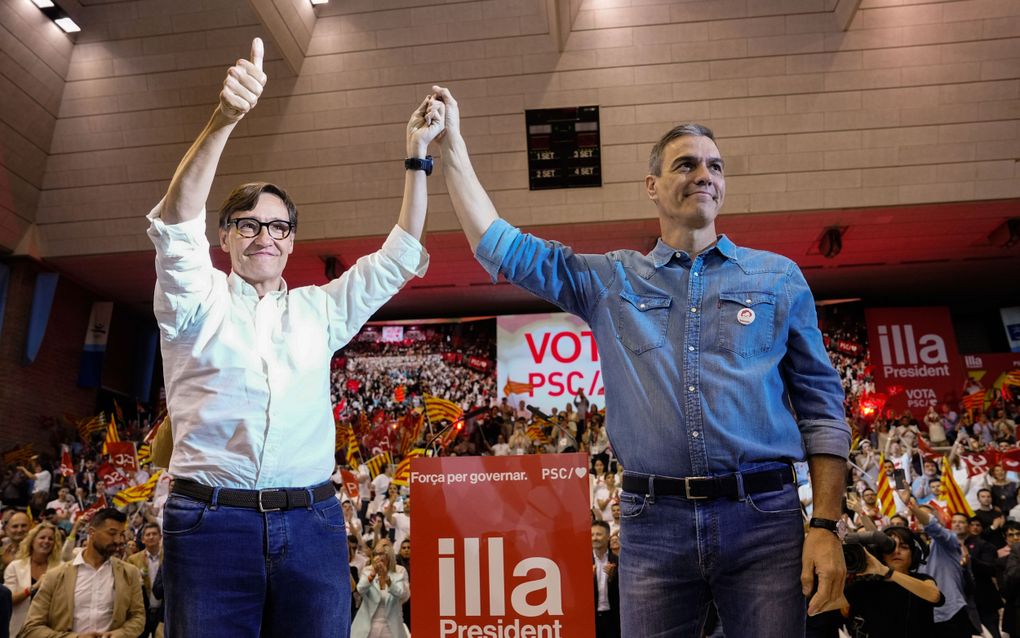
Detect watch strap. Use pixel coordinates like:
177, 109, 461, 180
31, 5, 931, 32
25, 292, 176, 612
809, 517, 839, 533
404, 155, 433, 176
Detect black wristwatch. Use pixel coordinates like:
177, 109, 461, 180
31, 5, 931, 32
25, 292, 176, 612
404, 155, 433, 176
809, 517, 846, 540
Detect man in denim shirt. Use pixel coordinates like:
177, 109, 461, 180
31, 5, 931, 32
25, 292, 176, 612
431, 86, 850, 637
900, 492, 974, 637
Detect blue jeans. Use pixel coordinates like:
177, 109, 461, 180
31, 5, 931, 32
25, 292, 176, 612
618, 464, 805, 638
162, 484, 350, 638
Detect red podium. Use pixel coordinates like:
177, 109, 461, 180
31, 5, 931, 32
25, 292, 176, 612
410, 453, 595, 637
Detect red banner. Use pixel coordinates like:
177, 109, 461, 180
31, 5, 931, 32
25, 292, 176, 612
410, 454, 595, 637
340, 469, 360, 502
962, 352, 1020, 399
97, 462, 130, 490
106, 441, 138, 475
865, 307, 964, 418
466, 356, 493, 372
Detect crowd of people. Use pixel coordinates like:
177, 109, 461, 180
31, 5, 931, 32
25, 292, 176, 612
1, 314, 1019, 637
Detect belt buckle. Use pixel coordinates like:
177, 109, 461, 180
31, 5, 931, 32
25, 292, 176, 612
683, 477, 710, 500
257, 488, 283, 512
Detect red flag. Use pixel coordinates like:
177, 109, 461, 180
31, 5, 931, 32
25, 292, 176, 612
915, 436, 941, 462
394, 385, 406, 403
97, 462, 130, 490
58, 445, 75, 477
961, 450, 996, 478
74, 493, 108, 522
340, 469, 360, 501
107, 441, 138, 475
1000, 448, 1020, 473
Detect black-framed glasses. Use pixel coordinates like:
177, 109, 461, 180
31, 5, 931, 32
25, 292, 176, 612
227, 217, 294, 240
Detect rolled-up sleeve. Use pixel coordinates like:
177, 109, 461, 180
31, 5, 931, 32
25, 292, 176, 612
781, 262, 850, 459
473, 218, 609, 321
322, 225, 428, 351
146, 200, 221, 341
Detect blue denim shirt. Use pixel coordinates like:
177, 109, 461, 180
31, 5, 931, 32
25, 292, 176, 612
475, 219, 849, 477
919, 517, 966, 622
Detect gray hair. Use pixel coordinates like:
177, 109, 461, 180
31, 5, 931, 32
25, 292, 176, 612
648, 123, 717, 176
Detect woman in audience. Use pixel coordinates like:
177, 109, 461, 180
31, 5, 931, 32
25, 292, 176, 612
988, 464, 1018, 514
844, 526, 944, 637
4, 521, 64, 637
351, 541, 409, 638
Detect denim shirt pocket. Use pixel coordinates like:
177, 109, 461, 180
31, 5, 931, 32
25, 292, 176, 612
717, 290, 776, 357
614, 290, 672, 355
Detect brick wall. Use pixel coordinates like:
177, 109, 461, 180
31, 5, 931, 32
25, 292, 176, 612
0, 0, 74, 253
0, 259, 96, 455
0, 258, 150, 454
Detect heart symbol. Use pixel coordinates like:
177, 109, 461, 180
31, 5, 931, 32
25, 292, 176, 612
574, 467, 586, 479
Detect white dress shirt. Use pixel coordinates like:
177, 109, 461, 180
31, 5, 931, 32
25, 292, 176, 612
147, 201, 428, 489
72, 552, 115, 633
144, 551, 161, 608
593, 550, 610, 612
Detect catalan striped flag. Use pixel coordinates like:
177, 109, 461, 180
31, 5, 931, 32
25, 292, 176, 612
365, 452, 392, 479
392, 448, 425, 487
136, 417, 164, 466
526, 423, 550, 446
424, 395, 464, 424
961, 390, 988, 413
112, 470, 162, 507
75, 413, 108, 442
875, 454, 897, 517
101, 414, 121, 455
1002, 370, 1020, 402
2, 445, 35, 467
503, 379, 534, 396
941, 455, 975, 517
346, 428, 361, 468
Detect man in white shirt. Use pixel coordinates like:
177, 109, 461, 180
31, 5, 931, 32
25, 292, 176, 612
127, 523, 163, 638
149, 39, 444, 638
20, 508, 144, 638
44, 487, 75, 523
592, 521, 620, 638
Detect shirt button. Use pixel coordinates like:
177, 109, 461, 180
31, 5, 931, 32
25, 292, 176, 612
745, 298, 752, 304
675, 252, 682, 258
639, 303, 646, 309
693, 272, 700, 277
688, 346, 695, 352
692, 431, 700, 438
690, 307, 697, 313
688, 386, 695, 392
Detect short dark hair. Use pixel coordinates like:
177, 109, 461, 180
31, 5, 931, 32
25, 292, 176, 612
592, 520, 610, 534
1004, 521, 1020, 534
141, 522, 161, 534
647, 123, 717, 176
218, 182, 298, 231
968, 516, 984, 527
90, 508, 127, 528
978, 488, 993, 496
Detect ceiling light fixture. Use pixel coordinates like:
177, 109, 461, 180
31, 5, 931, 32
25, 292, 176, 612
29, 0, 81, 35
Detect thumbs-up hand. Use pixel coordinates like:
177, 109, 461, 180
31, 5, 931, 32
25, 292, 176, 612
219, 38, 267, 122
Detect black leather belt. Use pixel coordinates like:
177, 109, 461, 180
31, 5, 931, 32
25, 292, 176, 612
621, 467, 794, 500
172, 479, 335, 512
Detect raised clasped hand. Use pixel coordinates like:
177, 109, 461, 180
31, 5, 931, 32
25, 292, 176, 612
407, 95, 446, 154
219, 38, 267, 122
